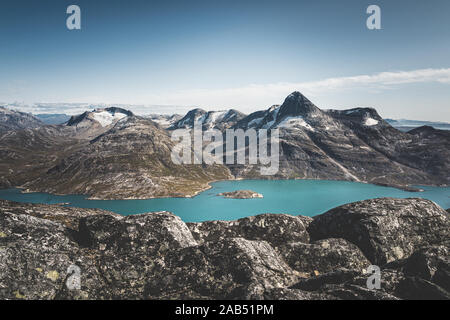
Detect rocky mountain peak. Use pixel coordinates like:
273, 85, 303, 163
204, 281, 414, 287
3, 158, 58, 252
171, 108, 246, 130
67, 107, 133, 128
277, 91, 322, 120
170, 108, 207, 129
326, 107, 383, 127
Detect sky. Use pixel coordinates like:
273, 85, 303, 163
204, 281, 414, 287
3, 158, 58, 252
0, 0, 449, 121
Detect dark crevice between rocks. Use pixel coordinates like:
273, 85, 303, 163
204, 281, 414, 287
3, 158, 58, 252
395, 277, 450, 300
67, 218, 94, 248
290, 269, 359, 292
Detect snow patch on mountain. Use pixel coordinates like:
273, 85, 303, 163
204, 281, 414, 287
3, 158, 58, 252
261, 107, 280, 129
277, 116, 315, 131
92, 110, 127, 127
205, 111, 227, 128
364, 117, 379, 126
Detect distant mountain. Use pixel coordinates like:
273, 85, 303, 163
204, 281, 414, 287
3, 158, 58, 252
385, 118, 450, 132
170, 108, 246, 130
22, 116, 231, 199
67, 107, 133, 127
0, 107, 43, 133
146, 114, 182, 128
236, 92, 335, 131
0, 92, 448, 199
64, 107, 134, 139
35, 114, 71, 125
227, 92, 449, 187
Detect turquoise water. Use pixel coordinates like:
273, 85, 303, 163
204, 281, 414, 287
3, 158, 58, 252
0, 180, 448, 222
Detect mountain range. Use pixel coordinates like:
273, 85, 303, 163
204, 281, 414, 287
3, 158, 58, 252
0, 92, 449, 199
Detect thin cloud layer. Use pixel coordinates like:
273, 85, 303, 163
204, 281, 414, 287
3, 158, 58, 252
3, 68, 450, 116
155, 68, 450, 109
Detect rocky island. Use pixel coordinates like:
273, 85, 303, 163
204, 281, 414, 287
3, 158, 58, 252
0, 197, 448, 300
217, 190, 264, 199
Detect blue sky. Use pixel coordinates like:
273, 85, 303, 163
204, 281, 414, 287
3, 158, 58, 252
1, 0, 449, 121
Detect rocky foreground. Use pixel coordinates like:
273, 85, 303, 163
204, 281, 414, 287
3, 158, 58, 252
0, 198, 449, 300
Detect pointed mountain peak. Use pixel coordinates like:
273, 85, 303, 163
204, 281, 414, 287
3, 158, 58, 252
277, 92, 321, 120
285, 91, 310, 102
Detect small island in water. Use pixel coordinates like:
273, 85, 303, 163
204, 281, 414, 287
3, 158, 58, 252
217, 190, 263, 199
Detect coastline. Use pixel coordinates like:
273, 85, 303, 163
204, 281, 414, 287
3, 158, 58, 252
1, 177, 448, 201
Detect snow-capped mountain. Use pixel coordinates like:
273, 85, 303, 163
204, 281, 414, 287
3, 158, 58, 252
236, 91, 338, 131
67, 107, 133, 128
62, 107, 135, 139
170, 108, 246, 130
0, 91, 448, 199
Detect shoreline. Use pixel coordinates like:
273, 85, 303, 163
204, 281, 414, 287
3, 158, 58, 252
1, 178, 448, 201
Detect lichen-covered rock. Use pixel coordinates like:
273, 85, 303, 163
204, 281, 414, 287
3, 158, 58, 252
248, 287, 335, 300
0, 211, 107, 300
188, 214, 312, 248
81, 211, 198, 254
1, 198, 449, 300
291, 268, 399, 300
0, 200, 115, 230
308, 198, 450, 265
278, 238, 371, 275
401, 245, 449, 282
145, 237, 300, 299
74, 211, 199, 299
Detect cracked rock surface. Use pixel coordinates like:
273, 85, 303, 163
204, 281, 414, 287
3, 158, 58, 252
0, 198, 449, 300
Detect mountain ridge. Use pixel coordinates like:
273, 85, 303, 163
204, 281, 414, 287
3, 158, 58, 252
0, 92, 448, 199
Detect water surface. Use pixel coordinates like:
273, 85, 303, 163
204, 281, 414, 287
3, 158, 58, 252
0, 180, 448, 222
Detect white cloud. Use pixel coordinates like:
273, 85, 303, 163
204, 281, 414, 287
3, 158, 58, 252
150, 68, 450, 110
3, 68, 450, 117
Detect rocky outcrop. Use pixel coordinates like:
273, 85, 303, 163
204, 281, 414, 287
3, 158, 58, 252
187, 213, 312, 247
146, 238, 300, 299
278, 239, 371, 275
1, 197, 449, 300
307, 198, 449, 265
170, 108, 246, 131
217, 190, 263, 199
